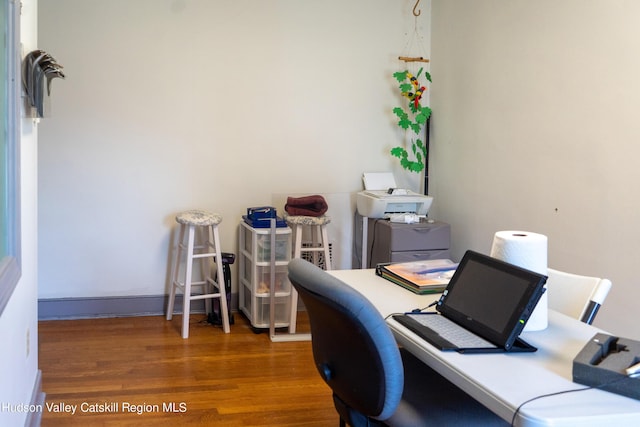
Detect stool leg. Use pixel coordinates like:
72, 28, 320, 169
200, 228, 213, 317
312, 225, 320, 266
321, 224, 332, 270
167, 224, 185, 321
289, 224, 304, 333
293, 224, 303, 259
211, 225, 230, 333
181, 225, 196, 339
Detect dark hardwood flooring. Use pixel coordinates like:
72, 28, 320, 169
38, 312, 337, 426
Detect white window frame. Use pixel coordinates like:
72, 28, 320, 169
0, 0, 22, 315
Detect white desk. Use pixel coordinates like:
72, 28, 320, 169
328, 269, 640, 427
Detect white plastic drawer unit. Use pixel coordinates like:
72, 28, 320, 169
242, 223, 291, 263
238, 221, 293, 329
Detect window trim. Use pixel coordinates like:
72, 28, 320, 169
0, 0, 22, 315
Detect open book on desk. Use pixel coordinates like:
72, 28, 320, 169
375, 259, 458, 294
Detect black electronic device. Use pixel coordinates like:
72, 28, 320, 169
393, 250, 547, 353
207, 252, 235, 327
573, 332, 640, 400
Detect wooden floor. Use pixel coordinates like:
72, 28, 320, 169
38, 312, 337, 426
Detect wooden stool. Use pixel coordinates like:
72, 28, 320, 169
283, 213, 331, 332
167, 210, 230, 338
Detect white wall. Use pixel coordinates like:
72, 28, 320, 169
37, 1, 429, 298
38, 0, 640, 339
0, 0, 40, 425
430, 0, 640, 339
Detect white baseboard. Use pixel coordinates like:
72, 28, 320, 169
25, 370, 44, 427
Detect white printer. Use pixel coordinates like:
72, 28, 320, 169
356, 172, 433, 219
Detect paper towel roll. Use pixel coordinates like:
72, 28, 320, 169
490, 231, 548, 331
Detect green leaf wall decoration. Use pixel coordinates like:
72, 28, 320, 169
390, 68, 431, 173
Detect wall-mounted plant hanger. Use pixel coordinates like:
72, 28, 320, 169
390, 0, 432, 194
22, 50, 65, 118
398, 56, 430, 63
397, 1, 430, 63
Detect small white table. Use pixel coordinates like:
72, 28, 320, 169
328, 268, 640, 427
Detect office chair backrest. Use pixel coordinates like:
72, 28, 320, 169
546, 268, 612, 325
287, 258, 403, 424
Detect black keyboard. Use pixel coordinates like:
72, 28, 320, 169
393, 313, 496, 350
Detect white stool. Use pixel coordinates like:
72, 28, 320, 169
283, 213, 331, 333
167, 210, 230, 338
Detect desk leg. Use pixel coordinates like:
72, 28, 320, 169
361, 215, 368, 269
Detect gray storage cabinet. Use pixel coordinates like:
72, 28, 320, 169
366, 219, 450, 267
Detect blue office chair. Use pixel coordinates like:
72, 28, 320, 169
288, 259, 508, 427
